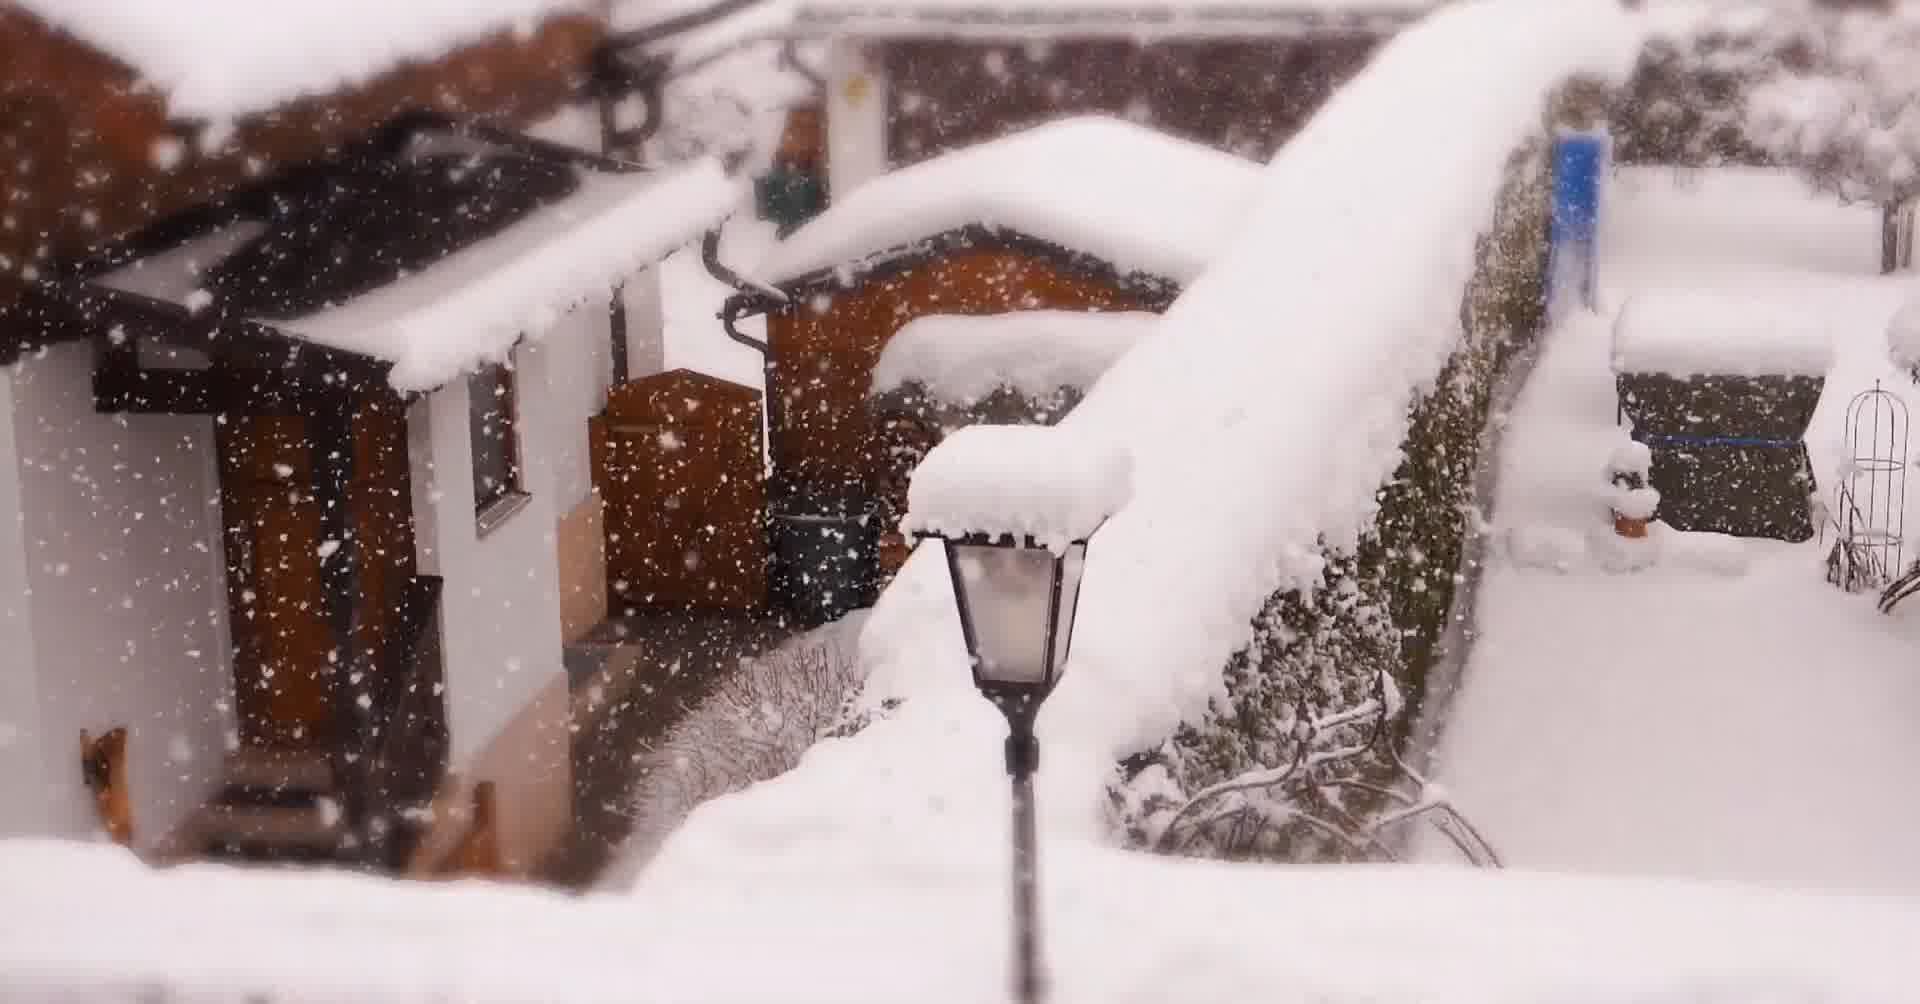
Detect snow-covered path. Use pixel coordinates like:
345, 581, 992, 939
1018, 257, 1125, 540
1429, 168, 1920, 897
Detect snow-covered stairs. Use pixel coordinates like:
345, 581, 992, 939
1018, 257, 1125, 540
181, 748, 355, 866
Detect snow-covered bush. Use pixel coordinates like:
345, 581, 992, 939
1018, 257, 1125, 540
1744, 4, 1920, 210
608, 625, 871, 880
1610, 4, 1811, 168
1114, 140, 1554, 863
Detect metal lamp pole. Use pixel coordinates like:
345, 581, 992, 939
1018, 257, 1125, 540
999, 696, 1044, 1004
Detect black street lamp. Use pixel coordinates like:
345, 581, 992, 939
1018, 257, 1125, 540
921, 529, 1093, 1004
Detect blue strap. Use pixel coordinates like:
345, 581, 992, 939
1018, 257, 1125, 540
1637, 434, 1803, 449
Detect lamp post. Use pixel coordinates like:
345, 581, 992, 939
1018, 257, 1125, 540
921, 529, 1093, 1004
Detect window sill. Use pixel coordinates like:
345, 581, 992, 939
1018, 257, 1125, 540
475, 491, 533, 539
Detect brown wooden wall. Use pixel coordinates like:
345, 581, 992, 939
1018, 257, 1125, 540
0, 7, 603, 318
767, 248, 1157, 496
593, 369, 767, 612
880, 36, 1382, 167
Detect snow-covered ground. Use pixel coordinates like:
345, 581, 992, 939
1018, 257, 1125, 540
1428, 166, 1920, 897
6, 835, 1920, 1002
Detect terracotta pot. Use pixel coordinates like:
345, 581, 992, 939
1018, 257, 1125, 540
1612, 511, 1649, 539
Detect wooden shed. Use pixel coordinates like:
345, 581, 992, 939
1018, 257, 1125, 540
723, 115, 1259, 595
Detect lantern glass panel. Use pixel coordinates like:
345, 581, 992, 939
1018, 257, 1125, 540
1051, 541, 1088, 679
951, 542, 1057, 687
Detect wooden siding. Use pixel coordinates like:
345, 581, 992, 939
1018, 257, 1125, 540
881, 37, 1381, 166
766, 247, 1156, 496
0, 7, 603, 317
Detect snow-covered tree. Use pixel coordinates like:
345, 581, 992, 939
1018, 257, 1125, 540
1741, 2, 1920, 268
1610, 1, 1814, 167
1612, 1, 1920, 270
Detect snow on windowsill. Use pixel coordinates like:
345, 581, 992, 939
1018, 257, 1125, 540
869, 310, 1157, 404
903, 424, 1130, 548
1612, 289, 1835, 379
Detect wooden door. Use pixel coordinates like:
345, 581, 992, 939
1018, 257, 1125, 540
592, 369, 767, 611
219, 416, 336, 748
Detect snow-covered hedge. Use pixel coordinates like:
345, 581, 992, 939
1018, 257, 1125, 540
1116, 127, 1560, 862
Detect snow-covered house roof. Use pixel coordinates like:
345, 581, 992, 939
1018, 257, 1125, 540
792, 0, 1438, 38
1612, 290, 1834, 379
86, 123, 744, 392
15, 0, 602, 122
869, 310, 1156, 404
754, 116, 1261, 287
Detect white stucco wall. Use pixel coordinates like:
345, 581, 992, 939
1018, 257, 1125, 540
622, 267, 666, 382
0, 369, 48, 836
826, 38, 890, 199
546, 296, 616, 513
0, 345, 233, 851
410, 294, 616, 763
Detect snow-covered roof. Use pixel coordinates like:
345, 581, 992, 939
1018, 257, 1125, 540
753, 116, 1261, 286
793, 0, 1437, 38
17, 0, 601, 123
93, 139, 745, 393
904, 424, 1130, 546
1612, 290, 1835, 379
869, 310, 1157, 402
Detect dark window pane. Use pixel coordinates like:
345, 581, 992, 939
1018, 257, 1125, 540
469, 363, 519, 511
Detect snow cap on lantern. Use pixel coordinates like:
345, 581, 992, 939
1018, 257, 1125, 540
903, 424, 1130, 553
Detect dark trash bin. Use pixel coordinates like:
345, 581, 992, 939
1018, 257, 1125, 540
770, 489, 880, 626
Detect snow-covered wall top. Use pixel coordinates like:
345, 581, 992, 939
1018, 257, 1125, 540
1038, 0, 1645, 757
18, 0, 598, 122
753, 116, 1260, 285
904, 424, 1130, 546
1613, 290, 1835, 378
869, 310, 1156, 403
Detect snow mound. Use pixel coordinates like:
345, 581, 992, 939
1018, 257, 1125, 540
1885, 288, 1920, 372
754, 116, 1261, 285
1613, 290, 1835, 378
869, 310, 1157, 403
97, 151, 747, 393
904, 425, 1130, 548
8, 837, 1920, 1003
19, 0, 597, 122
